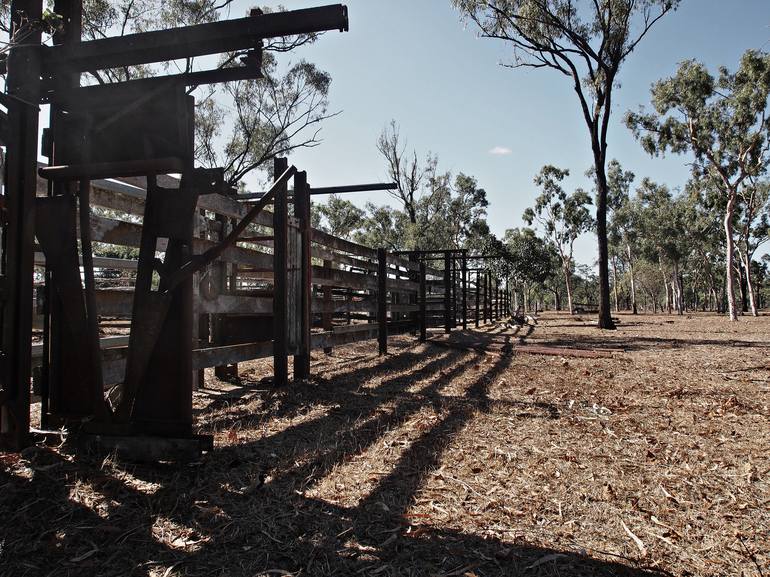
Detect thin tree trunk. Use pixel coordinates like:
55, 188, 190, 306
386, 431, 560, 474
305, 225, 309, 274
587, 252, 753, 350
612, 256, 619, 312
627, 244, 638, 314
742, 252, 758, 316
724, 193, 738, 321
593, 156, 615, 329
659, 255, 671, 314
564, 264, 574, 314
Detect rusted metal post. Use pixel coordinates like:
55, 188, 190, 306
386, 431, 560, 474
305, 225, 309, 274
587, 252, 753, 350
272, 157, 289, 386
377, 248, 387, 355
419, 260, 426, 342
443, 252, 452, 334
293, 171, 311, 380
1, 0, 43, 448
474, 271, 480, 328
461, 250, 467, 330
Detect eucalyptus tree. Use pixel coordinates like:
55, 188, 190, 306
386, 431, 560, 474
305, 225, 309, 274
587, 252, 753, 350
453, 0, 679, 329
591, 159, 637, 312
736, 178, 770, 315
315, 194, 365, 240
377, 120, 434, 226
626, 50, 770, 321
523, 165, 593, 314
503, 227, 558, 311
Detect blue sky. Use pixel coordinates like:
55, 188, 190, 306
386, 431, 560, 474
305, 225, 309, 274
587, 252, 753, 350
232, 1, 770, 265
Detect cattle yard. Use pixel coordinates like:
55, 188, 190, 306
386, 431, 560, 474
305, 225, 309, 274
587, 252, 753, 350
0, 3, 768, 577
0, 2, 511, 458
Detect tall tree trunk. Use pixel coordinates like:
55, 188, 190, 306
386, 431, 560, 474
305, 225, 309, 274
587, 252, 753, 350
742, 252, 758, 316
673, 261, 683, 315
627, 244, 638, 314
593, 156, 615, 329
564, 263, 574, 314
611, 256, 619, 312
738, 261, 748, 313
553, 287, 562, 311
724, 193, 738, 321
659, 255, 671, 314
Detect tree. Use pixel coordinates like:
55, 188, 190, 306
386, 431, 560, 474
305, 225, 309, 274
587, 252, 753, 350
503, 227, 559, 311
626, 50, 770, 321
377, 120, 432, 226
634, 178, 687, 314
454, 0, 678, 329
590, 159, 637, 313
736, 177, 770, 315
354, 203, 410, 251
315, 194, 365, 240
523, 165, 593, 314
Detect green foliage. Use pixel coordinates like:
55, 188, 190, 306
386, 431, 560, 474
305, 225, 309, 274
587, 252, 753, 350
315, 194, 365, 240
523, 165, 594, 259
503, 227, 558, 287
626, 50, 770, 184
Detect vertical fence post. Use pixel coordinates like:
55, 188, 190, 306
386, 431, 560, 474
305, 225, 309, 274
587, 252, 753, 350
293, 171, 311, 380
1, 0, 43, 447
322, 260, 333, 355
494, 279, 499, 320
483, 271, 489, 324
461, 250, 467, 330
377, 248, 388, 355
272, 157, 289, 386
451, 256, 457, 329
419, 260, 427, 342
474, 270, 480, 328
443, 252, 452, 333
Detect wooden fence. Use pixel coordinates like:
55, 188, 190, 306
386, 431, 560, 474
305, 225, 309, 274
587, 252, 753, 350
30, 164, 509, 392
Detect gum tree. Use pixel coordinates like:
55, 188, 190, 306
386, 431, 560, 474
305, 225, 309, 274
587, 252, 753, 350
626, 50, 770, 321
453, 0, 679, 329
523, 165, 593, 314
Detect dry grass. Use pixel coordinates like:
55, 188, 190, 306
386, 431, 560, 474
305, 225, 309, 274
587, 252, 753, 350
1, 312, 768, 577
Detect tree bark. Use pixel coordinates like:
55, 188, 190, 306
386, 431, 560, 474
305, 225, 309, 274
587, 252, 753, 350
593, 157, 615, 329
627, 244, 638, 314
564, 264, 574, 314
611, 256, 619, 312
742, 252, 758, 316
724, 193, 739, 321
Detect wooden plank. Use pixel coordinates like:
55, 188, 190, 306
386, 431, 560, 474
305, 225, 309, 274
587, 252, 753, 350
312, 228, 377, 260
195, 294, 273, 315
311, 297, 375, 315
193, 341, 273, 368
311, 326, 378, 350
377, 248, 387, 355
90, 214, 274, 269
34, 252, 138, 270
31, 335, 130, 359
95, 289, 134, 317
312, 265, 378, 291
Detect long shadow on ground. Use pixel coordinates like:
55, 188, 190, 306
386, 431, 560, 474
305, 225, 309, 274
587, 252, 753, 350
1, 331, 670, 577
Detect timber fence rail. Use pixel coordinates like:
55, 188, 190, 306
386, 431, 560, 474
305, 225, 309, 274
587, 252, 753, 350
29, 161, 509, 392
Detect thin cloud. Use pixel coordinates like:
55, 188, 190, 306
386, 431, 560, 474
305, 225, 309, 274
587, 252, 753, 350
489, 146, 512, 156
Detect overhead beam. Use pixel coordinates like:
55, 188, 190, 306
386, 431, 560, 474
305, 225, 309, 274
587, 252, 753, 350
42, 4, 348, 73
234, 181, 396, 201
310, 182, 396, 195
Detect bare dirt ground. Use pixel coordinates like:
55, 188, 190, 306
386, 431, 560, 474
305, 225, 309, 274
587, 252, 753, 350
2, 312, 768, 577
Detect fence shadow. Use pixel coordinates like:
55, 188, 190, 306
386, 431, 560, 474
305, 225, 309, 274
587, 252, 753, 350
1, 329, 666, 577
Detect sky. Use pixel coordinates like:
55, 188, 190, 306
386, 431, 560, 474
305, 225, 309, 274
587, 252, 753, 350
138, 2, 770, 265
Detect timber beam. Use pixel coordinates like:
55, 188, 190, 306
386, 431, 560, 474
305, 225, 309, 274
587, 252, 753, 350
42, 5, 348, 73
